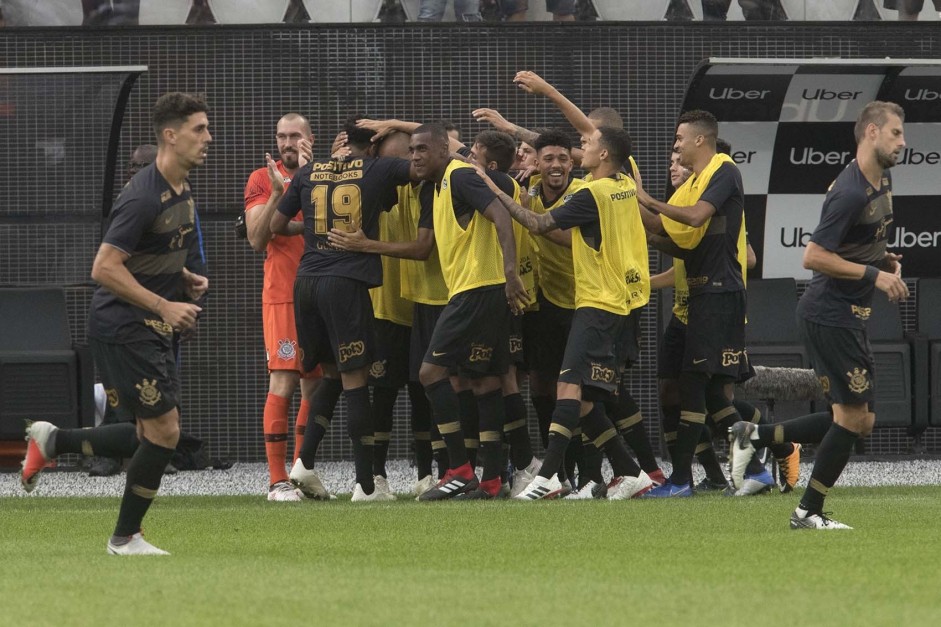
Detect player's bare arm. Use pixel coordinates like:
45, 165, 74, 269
471, 107, 539, 146
474, 165, 557, 235
246, 153, 292, 251
513, 71, 595, 140
327, 226, 435, 260
803, 241, 909, 302
91, 244, 201, 331
480, 197, 529, 313
634, 174, 715, 228
650, 266, 675, 290
647, 232, 689, 259
357, 118, 465, 155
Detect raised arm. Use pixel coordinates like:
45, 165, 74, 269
471, 107, 540, 146
513, 71, 595, 139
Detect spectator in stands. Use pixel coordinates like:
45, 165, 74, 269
418, 0, 482, 21
82, 0, 138, 25
702, 0, 787, 20
495, 0, 576, 21
886, 0, 941, 19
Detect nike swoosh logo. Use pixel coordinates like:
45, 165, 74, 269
559, 369, 572, 375
164, 217, 173, 225
693, 358, 707, 364
432, 351, 446, 357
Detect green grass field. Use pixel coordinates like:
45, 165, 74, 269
3, 487, 941, 627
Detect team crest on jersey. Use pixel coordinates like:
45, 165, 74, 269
277, 339, 297, 360
136, 378, 162, 407
160, 190, 172, 203
721, 350, 743, 367
851, 305, 872, 320
819, 376, 831, 394
106, 388, 119, 408
846, 368, 871, 394
339, 340, 365, 363
441, 179, 448, 190
563, 193, 574, 203
590, 363, 616, 384
469, 343, 493, 362
370, 360, 387, 379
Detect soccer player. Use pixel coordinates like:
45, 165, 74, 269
483, 126, 655, 500
407, 122, 528, 501
244, 113, 328, 502
273, 117, 414, 502
635, 110, 752, 498
21, 92, 211, 555
728, 101, 908, 529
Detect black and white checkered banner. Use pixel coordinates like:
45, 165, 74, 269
682, 59, 941, 279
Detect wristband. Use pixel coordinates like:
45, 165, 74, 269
863, 265, 879, 283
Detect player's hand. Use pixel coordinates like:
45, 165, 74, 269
265, 153, 284, 196
356, 118, 397, 143
505, 273, 530, 315
632, 169, 653, 207
885, 252, 903, 277
331, 131, 348, 155
472, 108, 514, 134
182, 268, 209, 300
513, 164, 537, 183
513, 71, 554, 97
327, 228, 370, 252
875, 270, 909, 303
298, 138, 313, 167
159, 300, 202, 333
332, 145, 352, 161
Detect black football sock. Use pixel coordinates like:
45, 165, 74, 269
476, 389, 506, 483
298, 377, 343, 469
113, 437, 175, 538
54, 422, 138, 458
531, 394, 555, 448
673, 372, 708, 486
661, 404, 681, 461
503, 392, 533, 470
425, 378, 467, 469
799, 422, 859, 514
755, 412, 833, 448
608, 382, 659, 473
577, 433, 604, 486
582, 403, 640, 478
430, 422, 449, 479
345, 386, 374, 493
371, 385, 399, 477
408, 382, 434, 478
695, 430, 727, 484
539, 398, 579, 479
457, 389, 479, 467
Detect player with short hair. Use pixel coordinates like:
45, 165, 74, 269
273, 116, 415, 502
21, 92, 211, 555
636, 109, 752, 498
244, 113, 329, 502
728, 101, 908, 529
482, 126, 655, 500
408, 122, 528, 501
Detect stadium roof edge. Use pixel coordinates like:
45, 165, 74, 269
0, 66, 148, 74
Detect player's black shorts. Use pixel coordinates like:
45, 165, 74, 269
617, 307, 642, 369
509, 314, 525, 369
683, 290, 750, 380
369, 318, 410, 389
799, 317, 875, 406
294, 275, 375, 373
424, 285, 511, 378
522, 293, 574, 377
90, 337, 179, 419
558, 307, 626, 399
658, 314, 687, 380
409, 303, 445, 382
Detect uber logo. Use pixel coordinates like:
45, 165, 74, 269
709, 87, 770, 100
801, 89, 863, 101
897, 148, 941, 166
789, 147, 853, 166
731, 150, 757, 164
904, 88, 941, 101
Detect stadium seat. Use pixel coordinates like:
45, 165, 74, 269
399, 0, 550, 21
138, 0, 193, 24
744, 278, 809, 421
917, 279, 941, 426
208, 0, 291, 23
0, 287, 94, 438
867, 289, 926, 427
